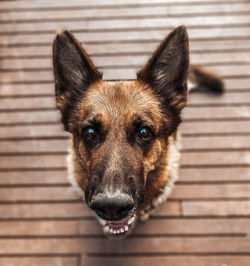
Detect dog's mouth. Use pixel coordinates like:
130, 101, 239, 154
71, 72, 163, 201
96, 214, 136, 237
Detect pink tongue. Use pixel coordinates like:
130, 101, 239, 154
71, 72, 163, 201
108, 223, 124, 229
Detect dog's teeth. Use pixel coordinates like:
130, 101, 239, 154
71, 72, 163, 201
128, 216, 135, 225
103, 226, 109, 233
121, 228, 124, 233
98, 218, 107, 226
109, 228, 114, 233
125, 225, 129, 231
114, 230, 117, 234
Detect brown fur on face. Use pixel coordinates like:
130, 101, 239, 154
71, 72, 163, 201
53, 26, 189, 227
70, 79, 172, 207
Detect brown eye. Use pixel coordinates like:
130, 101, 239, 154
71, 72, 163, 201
138, 127, 151, 139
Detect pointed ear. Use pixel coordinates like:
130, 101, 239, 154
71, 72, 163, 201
137, 26, 189, 112
53, 30, 102, 130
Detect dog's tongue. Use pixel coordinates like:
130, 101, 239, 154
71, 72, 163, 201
107, 220, 127, 230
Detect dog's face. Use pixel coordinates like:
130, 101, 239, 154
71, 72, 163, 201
53, 26, 189, 238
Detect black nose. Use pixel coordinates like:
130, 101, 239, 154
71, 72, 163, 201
90, 193, 134, 221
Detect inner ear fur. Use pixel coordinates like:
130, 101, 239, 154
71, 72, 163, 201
53, 30, 102, 131
137, 26, 189, 112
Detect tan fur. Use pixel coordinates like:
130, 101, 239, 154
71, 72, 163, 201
67, 131, 180, 220
66, 79, 181, 220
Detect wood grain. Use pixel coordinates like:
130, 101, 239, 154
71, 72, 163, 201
0, 0, 249, 265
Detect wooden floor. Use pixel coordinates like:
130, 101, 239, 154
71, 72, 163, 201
0, 0, 250, 265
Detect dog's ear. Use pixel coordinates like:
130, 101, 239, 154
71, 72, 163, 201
137, 26, 189, 112
53, 30, 102, 130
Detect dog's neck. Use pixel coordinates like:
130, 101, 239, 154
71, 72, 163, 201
67, 133, 180, 221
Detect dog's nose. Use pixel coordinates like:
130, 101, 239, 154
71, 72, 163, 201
90, 193, 134, 221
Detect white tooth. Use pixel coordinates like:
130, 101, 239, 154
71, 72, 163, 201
103, 226, 109, 233
113, 230, 117, 234
125, 225, 129, 231
109, 228, 113, 233
128, 216, 135, 225
98, 217, 107, 226
121, 228, 124, 233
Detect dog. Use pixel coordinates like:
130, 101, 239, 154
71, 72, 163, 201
52, 26, 223, 238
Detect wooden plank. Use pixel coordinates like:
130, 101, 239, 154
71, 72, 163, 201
0, 186, 78, 201
0, 202, 93, 219
182, 135, 250, 150
222, 77, 250, 91
2, 14, 250, 34
1, 27, 250, 47
182, 106, 250, 120
0, 125, 67, 139
81, 256, 250, 266
1, 52, 250, 70
0, 96, 56, 110
180, 151, 250, 166
181, 121, 250, 135
0, 258, 77, 266
179, 167, 250, 182
136, 218, 250, 235
0, 0, 242, 10
1, 218, 249, 236
171, 184, 250, 199
187, 92, 250, 105
0, 139, 69, 153
0, 220, 102, 236
2, 3, 250, 22
183, 200, 250, 216
1, 39, 250, 59
0, 110, 61, 124
0, 154, 66, 169
0, 14, 250, 35
101, 65, 250, 78
0, 83, 54, 96
0, 170, 69, 184
0, 237, 249, 254
0, 202, 180, 218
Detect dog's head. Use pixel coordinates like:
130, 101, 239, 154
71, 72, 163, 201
53, 26, 189, 238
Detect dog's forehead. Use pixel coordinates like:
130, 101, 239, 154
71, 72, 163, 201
79, 80, 163, 123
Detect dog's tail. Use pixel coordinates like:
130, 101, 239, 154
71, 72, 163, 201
188, 65, 224, 94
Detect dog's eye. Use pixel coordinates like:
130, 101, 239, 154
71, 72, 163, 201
137, 127, 152, 140
83, 127, 96, 139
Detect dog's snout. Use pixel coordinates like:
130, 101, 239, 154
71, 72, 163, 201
90, 193, 134, 221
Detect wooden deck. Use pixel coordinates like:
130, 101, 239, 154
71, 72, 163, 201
0, 0, 250, 265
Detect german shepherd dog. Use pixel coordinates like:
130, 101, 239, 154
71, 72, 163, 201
53, 26, 223, 238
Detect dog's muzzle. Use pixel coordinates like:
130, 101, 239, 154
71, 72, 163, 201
90, 192, 137, 236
